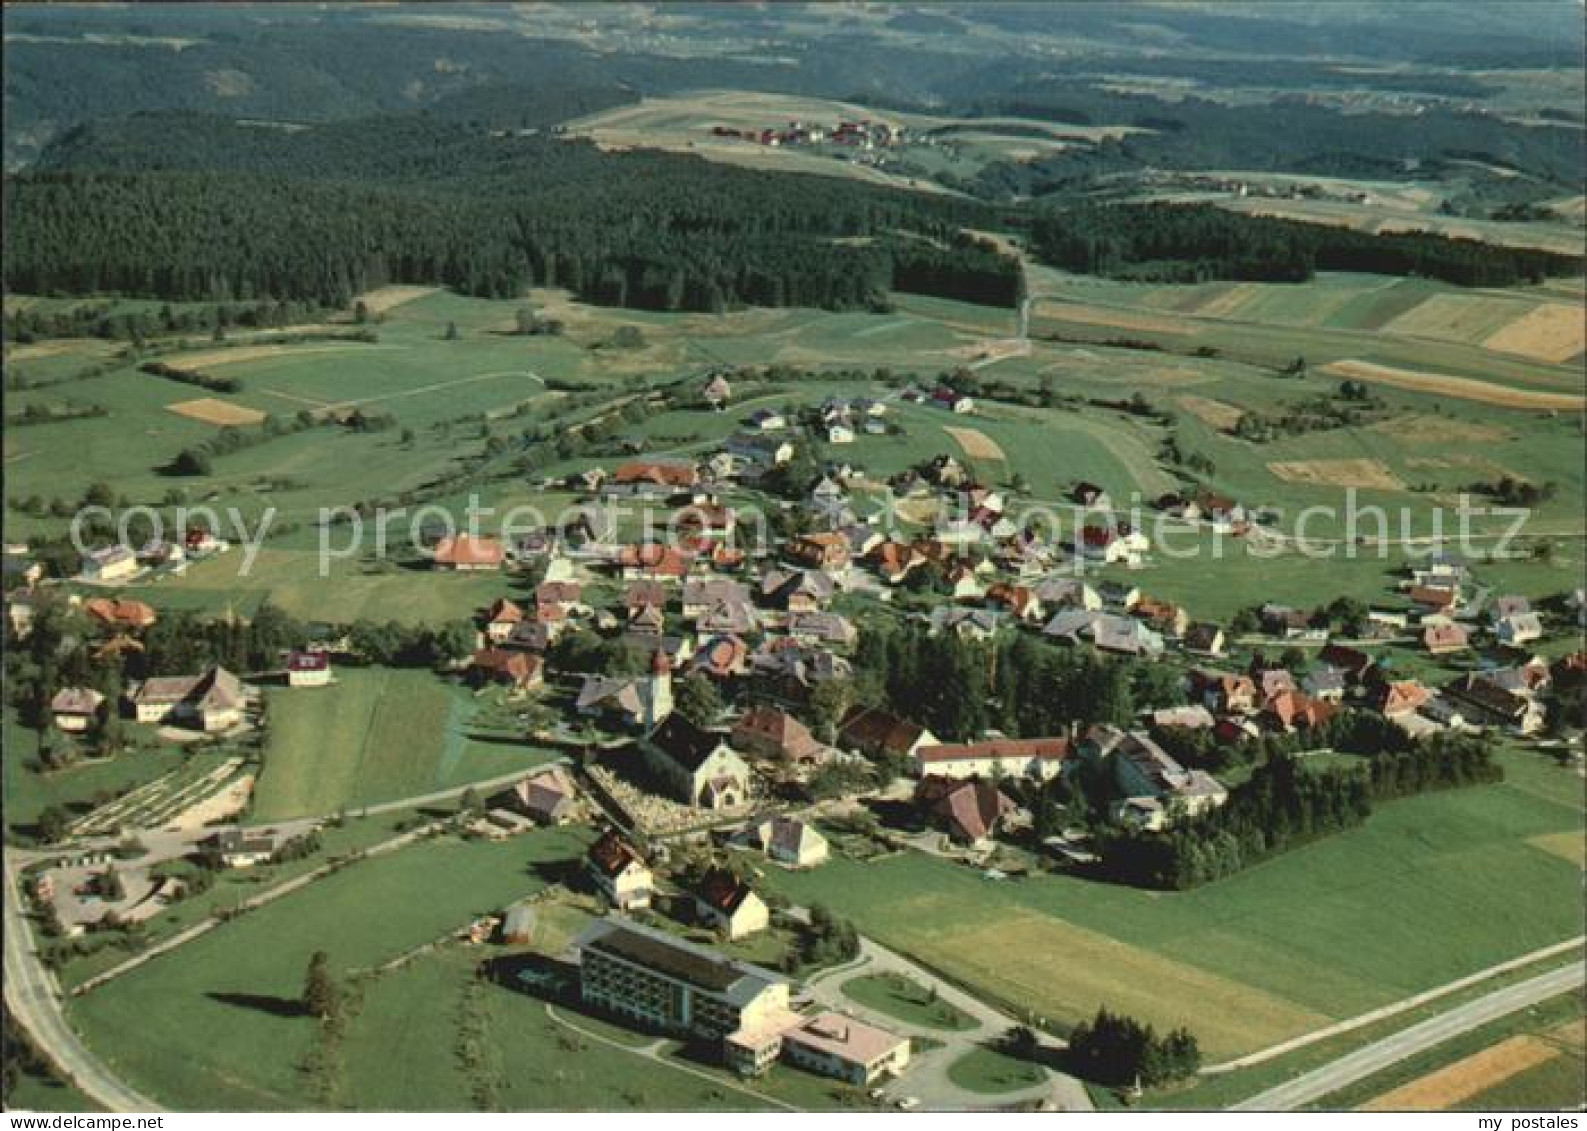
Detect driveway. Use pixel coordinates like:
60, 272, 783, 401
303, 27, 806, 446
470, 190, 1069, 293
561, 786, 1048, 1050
802, 934, 1093, 1111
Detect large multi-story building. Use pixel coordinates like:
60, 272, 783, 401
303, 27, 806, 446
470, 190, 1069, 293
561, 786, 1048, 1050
575, 918, 797, 1073
575, 917, 911, 1085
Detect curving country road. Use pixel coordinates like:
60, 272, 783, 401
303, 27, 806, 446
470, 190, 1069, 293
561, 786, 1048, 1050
2, 853, 160, 1112
1231, 962, 1587, 1112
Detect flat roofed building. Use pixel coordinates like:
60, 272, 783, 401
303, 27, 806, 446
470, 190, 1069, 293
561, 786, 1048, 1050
781, 1011, 910, 1086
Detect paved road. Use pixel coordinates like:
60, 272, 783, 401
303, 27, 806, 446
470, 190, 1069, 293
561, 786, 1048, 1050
1204, 936, 1585, 1074
2, 852, 160, 1112
1231, 963, 1586, 1111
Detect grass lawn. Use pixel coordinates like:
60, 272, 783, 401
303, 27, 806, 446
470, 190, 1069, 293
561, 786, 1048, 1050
70, 827, 592, 1109
758, 750, 1584, 1062
840, 972, 977, 1031
2, 711, 190, 839
252, 668, 561, 821
944, 1045, 1049, 1094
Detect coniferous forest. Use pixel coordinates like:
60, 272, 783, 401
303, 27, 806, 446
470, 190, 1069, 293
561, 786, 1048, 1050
4, 114, 1024, 312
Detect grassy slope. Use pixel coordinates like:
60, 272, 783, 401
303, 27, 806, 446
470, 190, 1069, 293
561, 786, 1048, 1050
252, 668, 561, 821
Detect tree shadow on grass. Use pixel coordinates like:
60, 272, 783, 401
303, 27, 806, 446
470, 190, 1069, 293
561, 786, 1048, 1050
206, 991, 307, 1018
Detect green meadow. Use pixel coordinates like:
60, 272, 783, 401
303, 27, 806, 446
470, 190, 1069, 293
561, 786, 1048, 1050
765, 750, 1584, 1062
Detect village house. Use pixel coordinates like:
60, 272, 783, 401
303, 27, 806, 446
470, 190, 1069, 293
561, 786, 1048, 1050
786, 610, 857, 648
1084, 725, 1228, 829
199, 829, 281, 869
1422, 622, 1470, 655
1303, 667, 1348, 702
641, 714, 754, 809
916, 776, 1016, 847
468, 648, 544, 692
759, 568, 835, 613
839, 706, 938, 762
1374, 680, 1432, 719
930, 606, 1003, 641
1494, 613, 1543, 647
3, 549, 43, 588
724, 433, 795, 470
1193, 669, 1259, 715
286, 650, 332, 687
51, 687, 105, 733
984, 583, 1044, 624
79, 545, 139, 584
737, 816, 830, 868
1134, 596, 1190, 638
703, 373, 732, 410
682, 579, 751, 621
1034, 577, 1103, 612
617, 543, 691, 582
731, 705, 828, 767
691, 635, 751, 679
1444, 673, 1547, 735
587, 831, 653, 910
698, 599, 761, 636
693, 869, 769, 940
785, 532, 851, 571
1183, 622, 1227, 657
83, 597, 158, 631
750, 641, 852, 707
128, 666, 248, 731
608, 460, 700, 498
864, 540, 927, 585
495, 765, 579, 824
485, 597, 526, 640
576, 650, 674, 731
931, 387, 974, 414
433, 534, 505, 571
746, 408, 787, 432
913, 736, 1071, 782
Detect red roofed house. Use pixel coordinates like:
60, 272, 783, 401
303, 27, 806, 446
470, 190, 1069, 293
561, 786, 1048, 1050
83, 597, 158, 631
1423, 622, 1470, 655
286, 650, 332, 687
913, 737, 1070, 782
984, 583, 1044, 624
610, 461, 699, 497
618, 543, 691, 582
731, 706, 827, 768
484, 598, 525, 643
916, 777, 1016, 847
838, 705, 939, 760
1375, 680, 1431, 718
434, 534, 505, 571
468, 648, 544, 692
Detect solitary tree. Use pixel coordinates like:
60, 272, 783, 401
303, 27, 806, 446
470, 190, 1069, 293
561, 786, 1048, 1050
302, 950, 339, 1021
444, 321, 460, 341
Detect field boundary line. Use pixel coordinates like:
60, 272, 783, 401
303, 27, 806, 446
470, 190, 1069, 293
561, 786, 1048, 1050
1202, 935, 1585, 1074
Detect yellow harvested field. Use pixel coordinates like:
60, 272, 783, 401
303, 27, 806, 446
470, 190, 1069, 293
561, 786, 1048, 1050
1323, 360, 1586, 412
1176, 394, 1246, 430
166, 398, 267, 426
162, 342, 383, 370
1268, 458, 1406, 491
895, 906, 1331, 1059
1361, 1036, 1558, 1111
352, 285, 439, 315
1381, 294, 1516, 342
943, 425, 1006, 461
1528, 831, 1586, 868
1482, 303, 1586, 364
